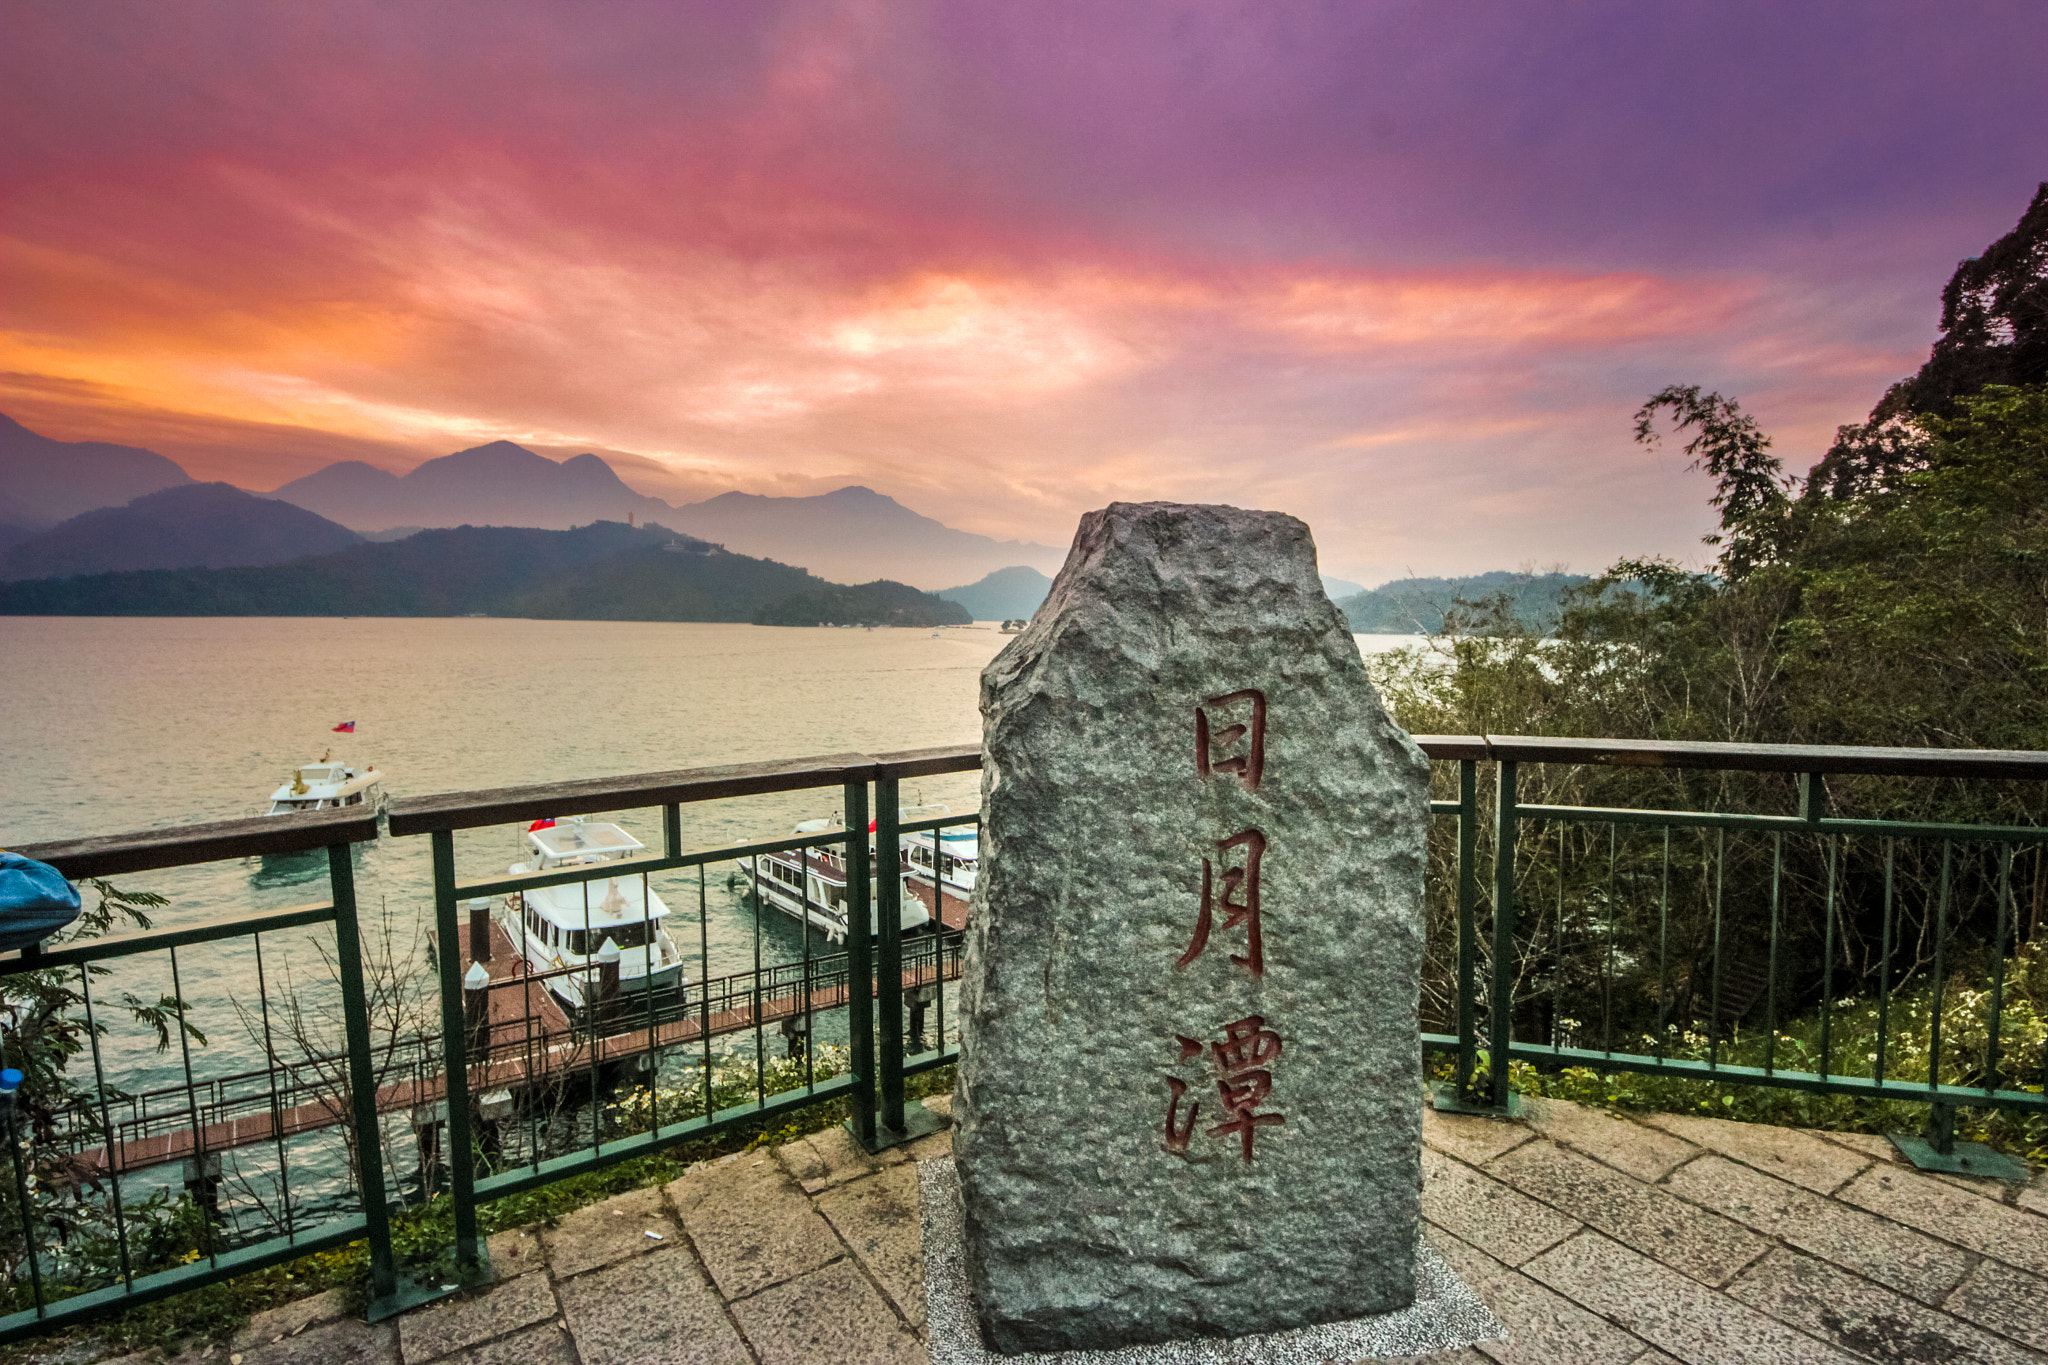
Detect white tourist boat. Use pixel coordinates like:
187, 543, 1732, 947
900, 805, 976, 932
265, 752, 383, 815
501, 820, 689, 1013
736, 817, 932, 942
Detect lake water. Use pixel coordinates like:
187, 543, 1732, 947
0, 617, 1422, 1223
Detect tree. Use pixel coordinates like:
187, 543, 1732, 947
1633, 384, 1792, 581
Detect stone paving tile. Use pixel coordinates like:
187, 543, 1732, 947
1429, 1221, 1654, 1365
1664, 1155, 1975, 1305
776, 1124, 909, 1196
1424, 1103, 1538, 1167
540, 1184, 677, 1280
1487, 1140, 1769, 1287
905, 1126, 953, 1162
725, 1258, 924, 1365
485, 1226, 543, 1281
436, 1321, 575, 1365
1420, 1147, 1581, 1268
816, 1159, 926, 1328
1730, 1246, 2044, 1365
1639, 1113, 1873, 1196
1808, 1129, 1903, 1166
1842, 1165, 2048, 1278
669, 1149, 844, 1299
557, 1246, 751, 1365
396, 1268, 558, 1365
1944, 1257, 2048, 1353
1524, 1231, 1860, 1364
2018, 1173, 2048, 1219
232, 1287, 354, 1350
237, 1318, 397, 1365
1520, 1097, 1701, 1182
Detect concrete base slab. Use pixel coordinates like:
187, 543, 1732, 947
919, 1158, 1504, 1363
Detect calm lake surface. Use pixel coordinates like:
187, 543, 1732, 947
0, 616, 1420, 1221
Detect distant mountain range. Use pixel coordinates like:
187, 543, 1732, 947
0, 519, 965, 627
1337, 571, 1596, 634
0, 413, 193, 552
0, 483, 363, 581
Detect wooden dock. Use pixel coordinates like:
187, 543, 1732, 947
82, 919, 962, 1175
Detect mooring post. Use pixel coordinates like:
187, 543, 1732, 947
463, 960, 492, 1062
468, 897, 492, 963
596, 937, 621, 1026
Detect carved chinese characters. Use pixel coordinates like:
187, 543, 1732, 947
957, 501, 1432, 1352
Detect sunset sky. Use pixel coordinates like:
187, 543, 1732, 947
4, 2, 2045, 585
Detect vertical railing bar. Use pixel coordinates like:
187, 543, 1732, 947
584, 874, 599, 1157
800, 844, 815, 1093
642, 865, 657, 1141
428, 829, 481, 1272
1876, 840, 1895, 1086
698, 866, 712, 1124
1928, 841, 1951, 1092
752, 837, 765, 1110
252, 932, 295, 1240
329, 843, 397, 1305
78, 967, 135, 1288
1987, 845, 2012, 1093
1603, 823, 1616, 1058
1819, 836, 1838, 1080
1709, 829, 1725, 1070
876, 773, 907, 1136
1454, 760, 1479, 1097
1488, 761, 1517, 1111
1551, 822, 1564, 1055
1655, 827, 1670, 1063
1765, 832, 1782, 1075
845, 780, 877, 1146
518, 883, 538, 1176
167, 944, 216, 1266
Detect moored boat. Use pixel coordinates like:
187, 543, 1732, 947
266, 751, 383, 815
737, 817, 932, 941
899, 805, 974, 932
501, 820, 689, 1013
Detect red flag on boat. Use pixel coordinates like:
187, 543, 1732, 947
332, 721, 356, 733
528, 818, 556, 831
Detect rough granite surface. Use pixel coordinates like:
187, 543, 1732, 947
955, 501, 1432, 1352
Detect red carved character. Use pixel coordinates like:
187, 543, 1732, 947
1195, 689, 1266, 791
1175, 827, 1267, 975
1207, 1015, 1285, 1161
1161, 1017, 1285, 1162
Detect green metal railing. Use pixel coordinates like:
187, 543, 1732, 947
1419, 736, 2048, 1181
5, 734, 2045, 1343
2, 809, 394, 1342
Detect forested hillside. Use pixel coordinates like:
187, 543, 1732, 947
1338, 571, 1592, 634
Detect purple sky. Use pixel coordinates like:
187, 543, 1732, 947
4, 1, 2044, 583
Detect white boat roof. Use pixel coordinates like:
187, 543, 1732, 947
526, 877, 668, 925
529, 822, 644, 859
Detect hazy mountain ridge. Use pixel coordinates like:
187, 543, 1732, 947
1338, 571, 1595, 634
0, 519, 961, 625
0, 413, 192, 529
0, 483, 364, 581
938, 565, 1055, 620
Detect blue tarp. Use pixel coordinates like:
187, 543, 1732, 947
0, 852, 81, 952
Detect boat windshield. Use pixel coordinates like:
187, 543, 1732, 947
566, 920, 652, 955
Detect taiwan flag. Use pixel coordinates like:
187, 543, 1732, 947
332, 721, 356, 733
528, 818, 556, 831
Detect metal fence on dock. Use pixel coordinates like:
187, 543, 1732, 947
5, 736, 2045, 1343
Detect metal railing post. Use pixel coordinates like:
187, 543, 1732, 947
1488, 761, 1520, 1113
429, 830, 482, 1275
843, 780, 877, 1149
1455, 759, 1480, 1099
875, 774, 908, 1138
328, 844, 399, 1309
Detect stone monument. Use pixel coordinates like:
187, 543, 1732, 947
954, 501, 1432, 1353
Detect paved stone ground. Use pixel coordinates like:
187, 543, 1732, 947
195, 1094, 2046, 1365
